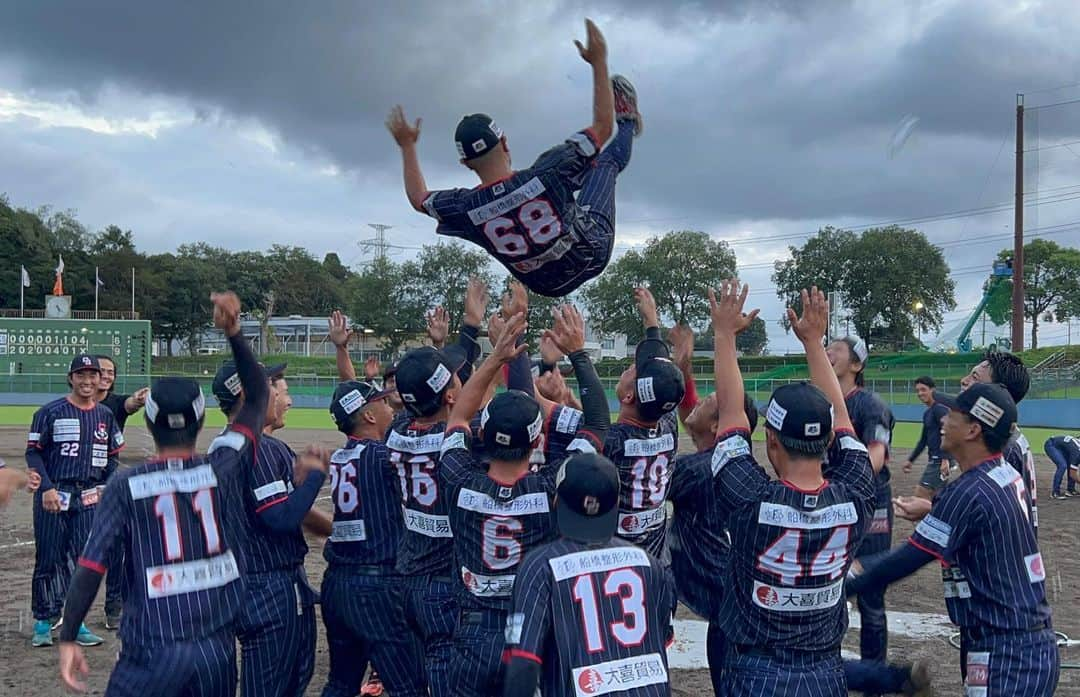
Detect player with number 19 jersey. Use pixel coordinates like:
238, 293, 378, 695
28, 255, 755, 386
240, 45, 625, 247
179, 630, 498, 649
605, 412, 679, 559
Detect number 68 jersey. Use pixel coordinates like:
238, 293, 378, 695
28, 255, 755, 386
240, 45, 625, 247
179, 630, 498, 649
712, 428, 875, 651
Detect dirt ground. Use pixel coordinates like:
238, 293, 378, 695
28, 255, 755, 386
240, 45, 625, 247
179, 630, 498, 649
2, 425, 1078, 696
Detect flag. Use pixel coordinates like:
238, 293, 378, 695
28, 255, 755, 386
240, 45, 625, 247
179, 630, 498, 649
55, 255, 64, 275
20, 266, 29, 287
96, 268, 105, 287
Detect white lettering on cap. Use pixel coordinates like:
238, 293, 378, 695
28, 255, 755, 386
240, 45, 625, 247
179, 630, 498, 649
636, 377, 657, 403
527, 409, 543, 442
338, 389, 365, 415
471, 138, 487, 154
852, 338, 868, 363
224, 373, 242, 396
970, 396, 1004, 428
766, 399, 787, 431
805, 422, 821, 437
427, 363, 451, 393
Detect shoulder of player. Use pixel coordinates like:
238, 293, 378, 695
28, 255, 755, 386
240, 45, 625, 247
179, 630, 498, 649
257, 432, 294, 457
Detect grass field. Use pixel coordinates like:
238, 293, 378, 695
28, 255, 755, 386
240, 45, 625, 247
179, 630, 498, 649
0, 405, 1065, 447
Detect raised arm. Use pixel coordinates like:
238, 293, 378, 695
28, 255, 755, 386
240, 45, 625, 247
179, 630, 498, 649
787, 287, 853, 434
668, 323, 698, 427
328, 311, 357, 381
212, 292, 268, 438
549, 304, 608, 445
634, 287, 662, 340
575, 19, 615, 147
447, 312, 528, 433
709, 280, 759, 433
386, 105, 429, 213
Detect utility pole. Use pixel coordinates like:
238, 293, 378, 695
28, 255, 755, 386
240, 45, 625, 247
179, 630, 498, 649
1012, 94, 1025, 351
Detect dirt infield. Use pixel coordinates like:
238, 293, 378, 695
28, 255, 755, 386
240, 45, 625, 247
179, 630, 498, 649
2, 425, 1078, 696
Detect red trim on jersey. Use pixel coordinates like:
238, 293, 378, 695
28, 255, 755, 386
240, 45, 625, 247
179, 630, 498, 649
781, 479, 829, 495
715, 427, 751, 442
506, 648, 542, 665
834, 428, 856, 438
665, 635, 675, 649
108, 445, 125, 456
255, 496, 288, 514
78, 557, 107, 574
844, 387, 861, 400
907, 537, 946, 563
231, 423, 256, 443
617, 415, 658, 429
577, 429, 604, 451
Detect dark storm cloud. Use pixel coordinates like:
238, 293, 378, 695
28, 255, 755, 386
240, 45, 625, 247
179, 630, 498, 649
3, 1, 1080, 226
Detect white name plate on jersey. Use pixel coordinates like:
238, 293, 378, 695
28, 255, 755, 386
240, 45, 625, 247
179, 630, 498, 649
617, 505, 666, 535
145, 550, 240, 599
751, 578, 844, 613
549, 547, 650, 582
571, 653, 668, 697
461, 566, 515, 597
330, 520, 367, 543
129, 464, 218, 500
402, 508, 452, 538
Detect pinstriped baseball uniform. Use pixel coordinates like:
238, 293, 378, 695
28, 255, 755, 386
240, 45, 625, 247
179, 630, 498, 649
1004, 431, 1038, 537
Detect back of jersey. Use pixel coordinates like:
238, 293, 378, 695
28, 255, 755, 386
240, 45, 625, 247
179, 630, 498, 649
324, 437, 402, 567
387, 419, 452, 576
535, 538, 674, 697
605, 414, 679, 559
1005, 430, 1038, 532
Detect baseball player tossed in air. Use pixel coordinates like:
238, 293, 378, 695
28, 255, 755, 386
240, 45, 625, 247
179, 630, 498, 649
94, 353, 149, 630
708, 284, 876, 696
321, 379, 428, 697
604, 288, 684, 561
387, 19, 642, 297
1043, 434, 1080, 499
903, 375, 953, 501
55, 291, 270, 694
27, 353, 124, 648
849, 382, 1058, 695
211, 357, 325, 697
501, 450, 677, 697
440, 303, 609, 696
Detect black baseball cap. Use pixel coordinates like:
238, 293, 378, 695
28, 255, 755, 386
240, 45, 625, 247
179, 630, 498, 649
555, 452, 621, 543
633, 339, 685, 421
330, 380, 392, 430
455, 113, 503, 161
762, 382, 834, 441
211, 359, 287, 413
145, 377, 206, 431
69, 354, 101, 375
936, 382, 1017, 442
395, 346, 466, 417
480, 390, 543, 454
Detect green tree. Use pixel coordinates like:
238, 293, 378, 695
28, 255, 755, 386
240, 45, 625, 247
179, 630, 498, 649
736, 315, 768, 356
991, 240, 1080, 349
399, 242, 495, 329
349, 257, 424, 352
582, 230, 737, 342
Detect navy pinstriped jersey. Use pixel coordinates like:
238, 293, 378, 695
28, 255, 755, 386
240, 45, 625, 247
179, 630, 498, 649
713, 428, 874, 650
244, 433, 307, 572
28, 397, 124, 484
324, 436, 403, 567
101, 392, 133, 432
506, 537, 676, 697
1046, 435, 1080, 464
531, 404, 584, 466
603, 412, 679, 559
829, 389, 893, 537
421, 130, 602, 297
668, 448, 730, 620
77, 427, 256, 646
909, 455, 1050, 631
388, 419, 454, 576
439, 424, 595, 612
1004, 430, 1038, 533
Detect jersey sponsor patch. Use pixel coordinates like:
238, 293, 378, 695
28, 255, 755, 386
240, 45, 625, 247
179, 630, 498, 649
456, 488, 550, 516
751, 578, 844, 613
571, 653, 668, 696
388, 430, 444, 455
915, 514, 952, 548
253, 480, 287, 502
623, 433, 675, 457
80, 486, 102, 507
548, 546, 651, 582
145, 550, 240, 599
27, 431, 40, 442
964, 651, 990, 696
461, 566, 516, 598
757, 501, 859, 529
617, 505, 666, 536
556, 407, 582, 434
52, 418, 80, 442
987, 463, 1022, 490
1025, 552, 1046, 583
440, 430, 468, 456
868, 507, 891, 535
838, 435, 868, 453
402, 508, 452, 538
712, 435, 751, 475
330, 519, 367, 543
337, 389, 366, 415
466, 176, 547, 225
128, 464, 218, 500
942, 566, 972, 599
567, 437, 597, 454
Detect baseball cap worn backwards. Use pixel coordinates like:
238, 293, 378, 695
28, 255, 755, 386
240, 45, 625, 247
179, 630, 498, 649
555, 452, 621, 543
935, 382, 1017, 443
633, 339, 685, 421
455, 113, 503, 161
762, 382, 834, 441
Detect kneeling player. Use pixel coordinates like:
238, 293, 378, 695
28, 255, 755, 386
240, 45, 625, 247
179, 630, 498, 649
387, 19, 642, 297
57, 292, 271, 695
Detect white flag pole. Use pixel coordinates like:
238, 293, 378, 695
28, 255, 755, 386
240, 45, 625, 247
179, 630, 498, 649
131, 267, 135, 316
19, 268, 24, 317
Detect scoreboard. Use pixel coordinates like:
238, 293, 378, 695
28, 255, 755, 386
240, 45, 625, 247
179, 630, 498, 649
0, 319, 152, 376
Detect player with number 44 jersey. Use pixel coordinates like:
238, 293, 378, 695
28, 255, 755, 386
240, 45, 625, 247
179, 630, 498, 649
387, 20, 642, 297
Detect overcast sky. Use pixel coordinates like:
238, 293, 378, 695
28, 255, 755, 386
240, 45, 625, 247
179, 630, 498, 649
2, 0, 1080, 352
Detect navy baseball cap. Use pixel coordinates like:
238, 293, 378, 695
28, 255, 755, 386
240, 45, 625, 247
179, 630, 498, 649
211, 359, 287, 413
633, 339, 685, 421
145, 377, 206, 431
762, 382, 833, 441
555, 452, 621, 543
936, 383, 1017, 442
330, 380, 392, 430
842, 336, 869, 364
455, 113, 503, 161
395, 346, 466, 417
69, 354, 101, 375
480, 390, 543, 454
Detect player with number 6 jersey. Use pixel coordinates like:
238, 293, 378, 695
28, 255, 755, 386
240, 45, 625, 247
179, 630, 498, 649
387, 20, 642, 297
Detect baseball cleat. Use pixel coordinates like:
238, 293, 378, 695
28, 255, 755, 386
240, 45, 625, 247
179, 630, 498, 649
611, 74, 643, 136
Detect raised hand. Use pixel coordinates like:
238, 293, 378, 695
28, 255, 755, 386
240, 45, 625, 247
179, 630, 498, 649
487, 311, 506, 348
386, 105, 422, 148
502, 280, 528, 320
426, 306, 449, 348
464, 277, 489, 328
634, 287, 659, 328
668, 323, 694, 372
364, 356, 381, 381
786, 287, 828, 346
549, 304, 586, 355
574, 18, 608, 66
537, 368, 571, 405
539, 331, 564, 366
491, 313, 529, 364
708, 280, 760, 337
210, 292, 241, 336
328, 311, 351, 348
131, 387, 150, 408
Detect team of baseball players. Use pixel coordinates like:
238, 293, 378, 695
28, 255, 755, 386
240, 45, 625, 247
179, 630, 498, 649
0, 15, 1058, 697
